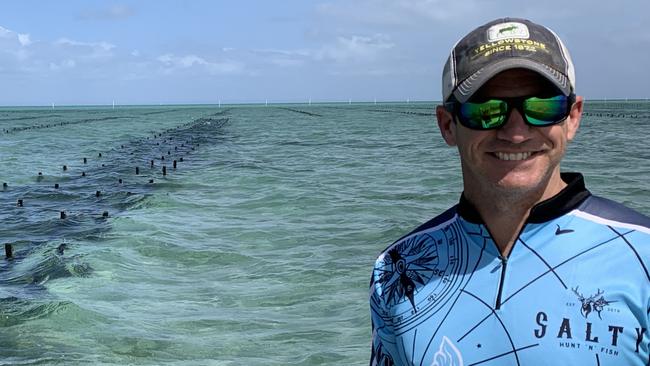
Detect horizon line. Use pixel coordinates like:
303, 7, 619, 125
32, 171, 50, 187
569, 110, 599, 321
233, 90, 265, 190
1, 98, 648, 109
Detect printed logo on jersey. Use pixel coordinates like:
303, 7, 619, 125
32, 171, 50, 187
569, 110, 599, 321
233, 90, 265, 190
554, 224, 574, 235
532, 285, 647, 359
375, 234, 440, 312
372, 224, 474, 335
572, 286, 616, 319
432, 336, 464, 366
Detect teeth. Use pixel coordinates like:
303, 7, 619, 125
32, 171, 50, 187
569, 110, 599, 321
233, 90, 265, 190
495, 152, 532, 161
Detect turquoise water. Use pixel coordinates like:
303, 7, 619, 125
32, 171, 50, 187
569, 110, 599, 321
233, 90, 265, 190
1, 102, 649, 365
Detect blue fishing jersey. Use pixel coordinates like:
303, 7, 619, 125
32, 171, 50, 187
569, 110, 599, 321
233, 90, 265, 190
370, 173, 650, 365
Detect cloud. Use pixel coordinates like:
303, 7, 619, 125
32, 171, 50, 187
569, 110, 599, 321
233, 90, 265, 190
17, 33, 31, 46
55, 38, 115, 51
0, 26, 119, 76
0, 22, 245, 81
156, 54, 244, 75
252, 34, 394, 67
0, 25, 33, 63
0, 26, 12, 38
79, 5, 135, 20
54, 38, 116, 58
250, 48, 311, 67
0, 25, 32, 47
316, 34, 394, 62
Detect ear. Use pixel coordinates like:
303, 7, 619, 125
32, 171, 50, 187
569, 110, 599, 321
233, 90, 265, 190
566, 95, 583, 141
436, 105, 457, 146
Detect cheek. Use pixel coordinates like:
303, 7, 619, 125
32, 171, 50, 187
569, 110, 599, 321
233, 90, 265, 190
538, 125, 568, 149
455, 134, 487, 161
550, 126, 571, 147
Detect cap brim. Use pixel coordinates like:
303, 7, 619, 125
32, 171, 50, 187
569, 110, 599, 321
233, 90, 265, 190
452, 58, 572, 103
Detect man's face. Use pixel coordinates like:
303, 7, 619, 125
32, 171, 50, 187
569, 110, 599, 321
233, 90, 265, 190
436, 68, 583, 199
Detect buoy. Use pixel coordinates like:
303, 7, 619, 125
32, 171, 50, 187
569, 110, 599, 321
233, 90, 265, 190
4, 243, 12, 259
60, 211, 66, 219
17, 199, 23, 207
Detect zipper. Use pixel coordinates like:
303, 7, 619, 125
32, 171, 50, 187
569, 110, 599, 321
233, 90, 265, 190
481, 218, 529, 309
495, 256, 508, 310
491, 222, 529, 310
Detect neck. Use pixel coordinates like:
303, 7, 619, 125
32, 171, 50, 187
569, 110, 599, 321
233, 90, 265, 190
463, 171, 567, 257
474, 198, 532, 257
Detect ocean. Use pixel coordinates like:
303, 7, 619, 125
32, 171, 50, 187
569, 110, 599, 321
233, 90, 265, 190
1, 102, 649, 365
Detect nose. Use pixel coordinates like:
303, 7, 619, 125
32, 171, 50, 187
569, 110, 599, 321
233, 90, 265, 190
496, 107, 532, 144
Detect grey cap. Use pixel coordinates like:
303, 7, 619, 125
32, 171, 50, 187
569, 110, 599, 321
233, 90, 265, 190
442, 18, 576, 103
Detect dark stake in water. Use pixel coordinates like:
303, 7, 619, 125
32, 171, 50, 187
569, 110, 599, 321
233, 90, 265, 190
1, 110, 231, 300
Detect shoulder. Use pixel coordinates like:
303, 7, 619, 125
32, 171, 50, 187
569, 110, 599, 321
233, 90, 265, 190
376, 205, 459, 259
571, 195, 650, 287
574, 195, 650, 232
370, 205, 459, 303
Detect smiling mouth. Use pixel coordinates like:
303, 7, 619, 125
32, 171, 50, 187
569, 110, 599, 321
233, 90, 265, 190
493, 151, 538, 161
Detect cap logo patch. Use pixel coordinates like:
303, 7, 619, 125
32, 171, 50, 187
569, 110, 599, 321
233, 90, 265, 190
487, 22, 529, 42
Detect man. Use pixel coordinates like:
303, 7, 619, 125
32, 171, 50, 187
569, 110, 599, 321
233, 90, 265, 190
370, 18, 649, 365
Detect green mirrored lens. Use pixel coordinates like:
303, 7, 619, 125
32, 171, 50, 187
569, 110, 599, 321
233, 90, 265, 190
524, 95, 568, 125
459, 100, 507, 129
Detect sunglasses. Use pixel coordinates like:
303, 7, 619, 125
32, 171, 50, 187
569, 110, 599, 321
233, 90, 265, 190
444, 94, 576, 130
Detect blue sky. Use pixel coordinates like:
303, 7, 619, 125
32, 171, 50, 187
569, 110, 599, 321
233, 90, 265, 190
1, 0, 648, 105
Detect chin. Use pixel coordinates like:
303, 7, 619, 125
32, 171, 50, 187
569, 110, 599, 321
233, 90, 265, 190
493, 172, 547, 192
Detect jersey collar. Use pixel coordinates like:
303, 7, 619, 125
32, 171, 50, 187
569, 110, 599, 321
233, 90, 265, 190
457, 172, 591, 224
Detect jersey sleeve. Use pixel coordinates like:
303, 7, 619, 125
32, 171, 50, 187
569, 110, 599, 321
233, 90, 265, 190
370, 308, 395, 366
370, 254, 397, 366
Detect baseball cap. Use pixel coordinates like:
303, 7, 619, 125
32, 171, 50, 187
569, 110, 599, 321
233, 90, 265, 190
442, 18, 576, 103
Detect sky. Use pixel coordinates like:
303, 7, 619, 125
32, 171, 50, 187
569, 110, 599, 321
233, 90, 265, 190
0, 0, 648, 105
